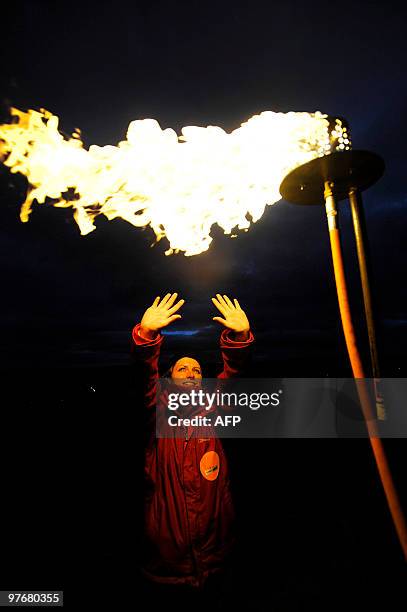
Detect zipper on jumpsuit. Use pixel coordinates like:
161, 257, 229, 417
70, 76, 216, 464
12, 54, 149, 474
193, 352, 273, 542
182, 425, 204, 588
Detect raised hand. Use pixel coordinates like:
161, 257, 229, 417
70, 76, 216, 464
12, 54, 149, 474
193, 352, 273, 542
211, 294, 250, 339
140, 293, 185, 340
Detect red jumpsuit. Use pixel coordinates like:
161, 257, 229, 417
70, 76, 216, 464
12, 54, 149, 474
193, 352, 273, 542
132, 323, 254, 587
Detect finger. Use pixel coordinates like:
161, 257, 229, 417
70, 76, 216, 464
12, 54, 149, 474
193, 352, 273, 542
213, 316, 228, 327
233, 298, 241, 310
165, 292, 179, 309
159, 293, 172, 307
212, 297, 227, 316
167, 299, 185, 315
223, 295, 234, 309
152, 296, 160, 307
216, 294, 230, 309
165, 314, 182, 325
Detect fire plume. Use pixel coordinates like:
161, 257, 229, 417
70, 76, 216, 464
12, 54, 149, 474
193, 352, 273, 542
0, 107, 346, 255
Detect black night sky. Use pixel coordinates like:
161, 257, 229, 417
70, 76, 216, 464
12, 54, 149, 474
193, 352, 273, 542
0, 1, 406, 610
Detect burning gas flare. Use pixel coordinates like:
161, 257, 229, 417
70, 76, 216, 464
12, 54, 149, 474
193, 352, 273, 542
0, 107, 349, 256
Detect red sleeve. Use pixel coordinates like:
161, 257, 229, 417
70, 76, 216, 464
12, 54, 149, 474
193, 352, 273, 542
131, 323, 164, 410
217, 329, 254, 378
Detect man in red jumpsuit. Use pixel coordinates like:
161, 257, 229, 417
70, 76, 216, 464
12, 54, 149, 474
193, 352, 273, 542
132, 292, 254, 598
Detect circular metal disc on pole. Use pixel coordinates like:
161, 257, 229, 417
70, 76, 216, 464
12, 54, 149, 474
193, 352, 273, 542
279, 150, 385, 205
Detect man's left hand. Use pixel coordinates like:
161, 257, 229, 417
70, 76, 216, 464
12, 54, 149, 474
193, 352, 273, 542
211, 294, 250, 340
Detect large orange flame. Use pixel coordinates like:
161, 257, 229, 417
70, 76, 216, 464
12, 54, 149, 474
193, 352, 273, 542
0, 107, 348, 255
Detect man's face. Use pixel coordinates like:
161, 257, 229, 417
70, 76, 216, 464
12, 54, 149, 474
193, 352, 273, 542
171, 357, 202, 389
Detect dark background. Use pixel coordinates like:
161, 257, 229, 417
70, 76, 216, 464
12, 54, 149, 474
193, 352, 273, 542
0, 0, 406, 609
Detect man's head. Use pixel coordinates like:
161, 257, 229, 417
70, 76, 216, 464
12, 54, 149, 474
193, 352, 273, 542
170, 356, 202, 389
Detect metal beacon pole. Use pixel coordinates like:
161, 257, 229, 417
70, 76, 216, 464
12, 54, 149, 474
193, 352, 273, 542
279, 118, 407, 561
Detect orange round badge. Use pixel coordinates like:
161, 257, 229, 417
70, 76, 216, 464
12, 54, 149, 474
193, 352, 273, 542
199, 451, 220, 481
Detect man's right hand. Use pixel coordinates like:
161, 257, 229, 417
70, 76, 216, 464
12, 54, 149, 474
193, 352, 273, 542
139, 293, 185, 340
